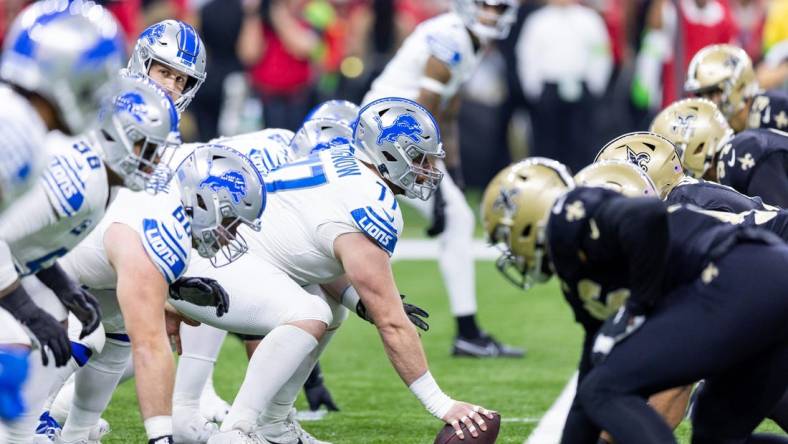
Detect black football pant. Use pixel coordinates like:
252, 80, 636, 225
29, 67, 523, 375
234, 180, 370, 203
560, 243, 788, 444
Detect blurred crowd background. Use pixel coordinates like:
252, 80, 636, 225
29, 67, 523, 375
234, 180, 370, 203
2, 0, 788, 187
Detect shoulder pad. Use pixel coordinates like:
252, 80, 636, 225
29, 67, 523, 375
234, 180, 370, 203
350, 205, 400, 255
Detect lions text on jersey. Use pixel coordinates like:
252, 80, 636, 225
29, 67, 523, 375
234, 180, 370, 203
244, 144, 404, 286
0, 131, 113, 276
362, 12, 481, 105
60, 186, 191, 291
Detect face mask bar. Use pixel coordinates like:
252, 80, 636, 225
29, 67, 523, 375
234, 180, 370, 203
142, 57, 202, 113
396, 144, 444, 200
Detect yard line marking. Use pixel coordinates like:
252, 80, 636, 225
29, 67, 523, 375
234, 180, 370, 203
502, 417, 541, 423
524, 372, 578, 444
393, 239, 498, 261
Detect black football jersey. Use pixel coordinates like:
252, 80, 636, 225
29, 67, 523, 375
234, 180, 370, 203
666, 177, 768, 212
717, 128, 788, 206
748, 89, 788, 132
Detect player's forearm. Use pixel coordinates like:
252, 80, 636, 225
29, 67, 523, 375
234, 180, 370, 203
376, 319, 428, 385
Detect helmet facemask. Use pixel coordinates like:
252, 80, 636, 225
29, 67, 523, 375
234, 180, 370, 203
393, 145, 444, 201
492, 222, 550, 290
192, 196, 260, 268
455, 0, 518, 42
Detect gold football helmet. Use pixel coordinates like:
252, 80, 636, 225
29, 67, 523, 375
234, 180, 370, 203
575, 160, 659, 198
595, 132, 683, 199
481, 157, 574, 289
650, 98, 733, 179
684, 44, 758, 121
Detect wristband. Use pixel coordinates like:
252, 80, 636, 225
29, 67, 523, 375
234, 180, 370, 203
419, 77, 449, 95
409, 371, 453, 419
340, 285, 360, 312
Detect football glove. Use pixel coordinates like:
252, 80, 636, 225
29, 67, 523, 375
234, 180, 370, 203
426, 185, 446, 237
591, 306, 645, 365
356, 294, 430, 332
0, 285, 70, 367
36, 263, 102, 339
169, 277, 230, 317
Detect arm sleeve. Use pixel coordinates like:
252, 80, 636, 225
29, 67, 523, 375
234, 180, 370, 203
747, 151, 788, 208
596, 197, 669, 314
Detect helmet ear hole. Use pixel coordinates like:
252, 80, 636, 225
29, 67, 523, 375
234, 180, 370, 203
382, 151, 397, 162
694, 142, 705, 155
101, 129, 115, 142
196, 194, 208, 211
522, 224, 532, 238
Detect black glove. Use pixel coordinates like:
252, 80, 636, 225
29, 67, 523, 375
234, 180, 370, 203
425, 184, 446, 237
169, 277, 230, 317
355, 294, 430, 332
36, 263, 101, 339
304, 363, 339, 411
148, 436, 174, 444
591, 306, 646, 365
0, 285, 70, 367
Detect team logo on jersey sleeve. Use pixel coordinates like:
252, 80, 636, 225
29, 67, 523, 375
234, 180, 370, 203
375, 114, 423, 145
142, 218, 187, 283
351, 207, 399, 255
199, 171, 247, 203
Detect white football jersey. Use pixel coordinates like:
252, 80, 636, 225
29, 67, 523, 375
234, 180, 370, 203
60, 185, 192, 290
363, 12, 481, 106
170, 129, 295, 179
0, 131, 114, 276
245, 144, 403, 286
0, 84, 47, 212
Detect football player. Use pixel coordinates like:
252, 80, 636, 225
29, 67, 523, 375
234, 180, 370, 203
746, 88, 788, 133
162, 98, 494, 443
0, 2, 125, 441
51, 145, 264, 444
0, 73, 180, 443
362, 0, 523, 358
482, 158, 788, 443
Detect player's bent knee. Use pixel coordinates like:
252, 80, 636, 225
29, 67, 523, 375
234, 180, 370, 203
576, 367, 623, 411
287, 319, 328, 340
88, 338, 131, 372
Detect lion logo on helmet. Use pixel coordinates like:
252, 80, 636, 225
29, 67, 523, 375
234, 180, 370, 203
199, 170, 247, 204
375, 114, 423, 145
114, 92, 161, 126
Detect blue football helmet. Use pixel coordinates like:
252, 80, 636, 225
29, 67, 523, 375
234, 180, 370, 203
176, 144, 265, 267
305, 100, 360, 126
128, 20, 207, 114
354, 97, 444, 200
0, 0, 125, 135
290, 119, 354, 158
95, 73, 181, 192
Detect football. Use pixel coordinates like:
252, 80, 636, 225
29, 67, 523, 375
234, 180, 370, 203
433, 413, 501, 444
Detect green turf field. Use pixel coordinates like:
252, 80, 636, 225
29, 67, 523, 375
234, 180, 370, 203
98, 193, 784, 443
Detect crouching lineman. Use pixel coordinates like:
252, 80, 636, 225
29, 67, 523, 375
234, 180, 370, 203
46, 145, 264, 444
0, 1, 131, 440
158, 98, 494, 444
0, 72, 181, 442
483, 157, 788, 443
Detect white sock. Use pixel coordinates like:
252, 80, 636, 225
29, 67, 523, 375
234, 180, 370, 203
5, 349, 50, 443
144, 415, 172, 441
61, 339, 130, 441
261, 328, 337, 425
174, 323, 226, 411
220, 325, 318, 431
49, 374, 75, 424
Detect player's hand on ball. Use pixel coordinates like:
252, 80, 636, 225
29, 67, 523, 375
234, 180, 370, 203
442, 401, 495, 439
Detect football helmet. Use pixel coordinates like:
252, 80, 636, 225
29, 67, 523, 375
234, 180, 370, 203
304, 100, 360, 126
481, 157, 574, 289
290, 118, 354, 158
95, 73, 181, 192
574, 160, 659, 198
128, 20, 207, 114
684, 44, 758, 120
175, 144, 265, 267
354, 97, 444, 200
0, 0, 125, 135
454, 0, 518, 41
650, 98, 733, 179
595, 132, 683, 199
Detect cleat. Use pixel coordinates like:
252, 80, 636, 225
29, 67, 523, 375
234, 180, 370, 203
207, 421, 266, 444
200, 382, 231, 424
88, 418, 110, 442
451, 333, 525, 358
34, 411, 62, 442
255, 409, 331, 444
174, 405, 219, 443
